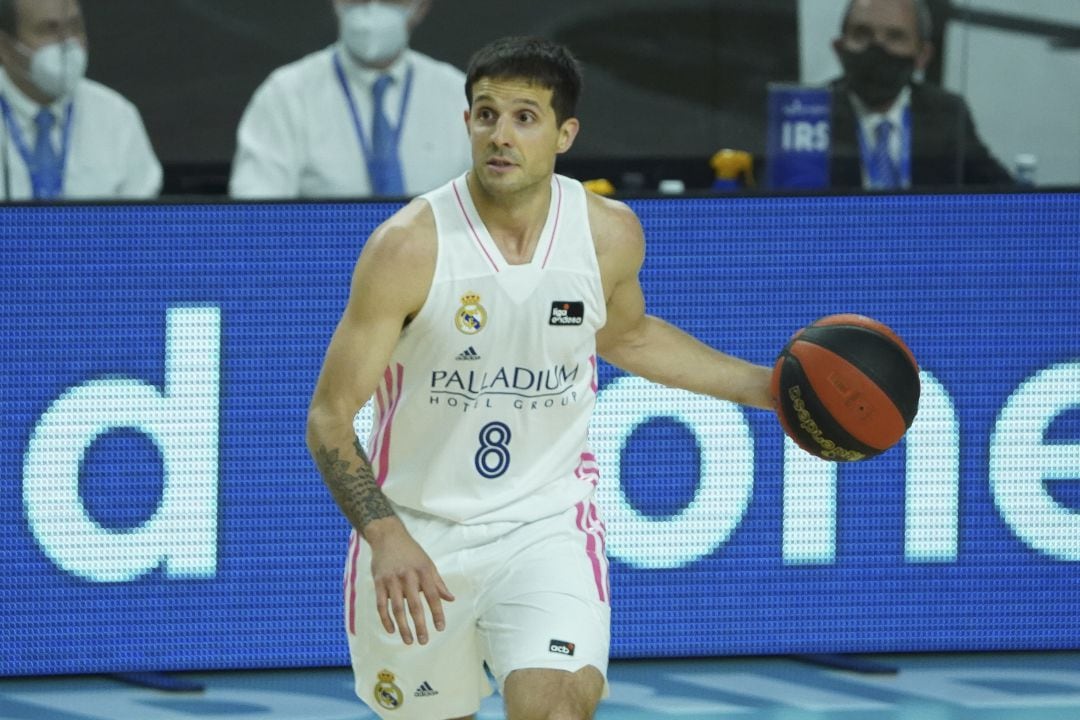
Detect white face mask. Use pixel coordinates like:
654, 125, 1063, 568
15, 38, 88, 99
338, 2, 413, 66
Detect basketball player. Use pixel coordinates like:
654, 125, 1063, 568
306, 36, 775, 720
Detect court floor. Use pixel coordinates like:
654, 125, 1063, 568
2, 651, 1079, 719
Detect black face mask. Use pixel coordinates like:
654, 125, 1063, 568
839, 43, 916, 108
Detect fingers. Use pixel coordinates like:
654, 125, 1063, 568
408, 570, 458, 642
420, 577, 448, 634
392, 578, 415, 645
436, 575, 456, 602
376, 577, 413, 644
426, 574, 456, 633
405, 574, 430, 645
375, 584, 395, 635
372, 564, 455, 645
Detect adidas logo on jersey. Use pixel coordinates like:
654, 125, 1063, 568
456, 346, 481, 361
414, 681, 439, 697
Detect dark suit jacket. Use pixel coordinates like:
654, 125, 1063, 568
829, 79, 1014, 188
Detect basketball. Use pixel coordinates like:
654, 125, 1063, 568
771, 314, 920, 461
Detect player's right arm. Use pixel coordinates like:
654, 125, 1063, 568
591, 193, 774, 410
305, 199, 453, 646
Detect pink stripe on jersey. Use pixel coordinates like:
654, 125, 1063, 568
539, 176, 564, 269
346, 530, 362, 635
589, 355, 598, 394
452, 180, 499, 272
575, 500, 608, 603
574, 452, 600, 488
367, 383, 388, 459
374, 364, 405, 488
343, 531, 356, 592
589, 502, 611, 600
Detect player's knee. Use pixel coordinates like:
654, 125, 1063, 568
535, 711, 589, 720
504, 666, 603, 720
508, 704, 596, 720
550, 706, 597, 720
548, 690, 601, 720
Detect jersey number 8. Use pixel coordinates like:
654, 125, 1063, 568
475, 421, 511, 479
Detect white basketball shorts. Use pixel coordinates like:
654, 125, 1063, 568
343, 497, 611, 719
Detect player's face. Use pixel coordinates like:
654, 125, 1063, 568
465, 77, 578, 197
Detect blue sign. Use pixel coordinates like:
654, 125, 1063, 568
2, 193, 1079, 676
766, 84, 832, 189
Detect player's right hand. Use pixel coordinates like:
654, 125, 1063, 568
365, 517, 455, 646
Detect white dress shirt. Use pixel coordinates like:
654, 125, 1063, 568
229, 45, 472, 199
850, 85, 912, 189
0, 69, 162, 200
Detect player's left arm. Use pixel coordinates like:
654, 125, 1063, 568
591, 193, 775, 410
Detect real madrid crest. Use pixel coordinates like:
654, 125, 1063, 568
455, 291, 487, 335
374, 669, 404, 711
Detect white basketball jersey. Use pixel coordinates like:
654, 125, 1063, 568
367, 173, 606, 524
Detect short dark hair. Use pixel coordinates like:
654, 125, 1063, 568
0, 0, 17, 37
465, 36, 582, 125
841, 0, 933, 44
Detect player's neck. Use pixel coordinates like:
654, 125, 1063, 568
467, 173, 553, 265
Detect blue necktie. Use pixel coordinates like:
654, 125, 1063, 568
369, 74, 404, 196
867, 119, 899, 189
32, 109, 63, 199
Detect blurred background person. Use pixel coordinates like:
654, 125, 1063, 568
229, 0, 470, 199
0, 0, 161, 200
829, 0, 1013, 189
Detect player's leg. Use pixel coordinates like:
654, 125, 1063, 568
503, 666, 605, 720
478, 498, 612, 720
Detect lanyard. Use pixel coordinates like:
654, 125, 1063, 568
856, 106, 912, 189
333, 53, 414, 182
0, 94, 73, 198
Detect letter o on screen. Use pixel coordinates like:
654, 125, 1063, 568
591, 376, 755, 569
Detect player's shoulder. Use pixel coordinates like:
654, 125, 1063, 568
362, 197, 438, 269
586, 191, 645, 260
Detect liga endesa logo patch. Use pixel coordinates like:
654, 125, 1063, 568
549, 301, 584, 326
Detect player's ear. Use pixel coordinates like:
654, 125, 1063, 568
556, 117, 579, 155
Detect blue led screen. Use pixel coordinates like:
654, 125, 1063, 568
2, 192, 1079, 676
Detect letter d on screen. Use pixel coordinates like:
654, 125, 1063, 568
23, 307, 221, 583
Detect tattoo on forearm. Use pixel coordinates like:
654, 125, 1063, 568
313, 440, 395, 532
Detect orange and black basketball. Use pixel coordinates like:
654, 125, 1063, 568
771, 314, 920, 462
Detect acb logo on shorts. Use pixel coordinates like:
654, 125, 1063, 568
455, 291, 487, 335
374, 669, 404, 710
549, 639, 576, 656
